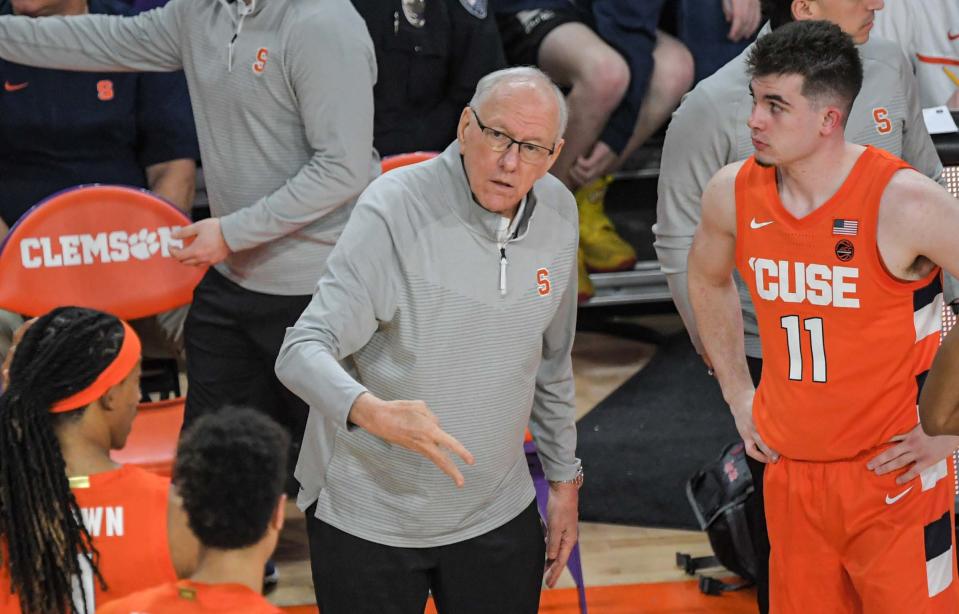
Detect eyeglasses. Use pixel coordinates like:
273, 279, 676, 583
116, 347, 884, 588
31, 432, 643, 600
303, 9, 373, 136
470, 108, 555, 164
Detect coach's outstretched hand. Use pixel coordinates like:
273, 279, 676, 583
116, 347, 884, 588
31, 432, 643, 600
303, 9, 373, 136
867, 425, 959, 485
348, 392, 475, 487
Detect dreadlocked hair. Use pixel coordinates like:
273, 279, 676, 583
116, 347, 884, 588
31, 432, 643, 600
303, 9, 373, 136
0, 306, 126, 614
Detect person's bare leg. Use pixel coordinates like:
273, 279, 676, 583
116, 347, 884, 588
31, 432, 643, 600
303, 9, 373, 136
573, 31, 694, 183
570, 32, 693, 274
538, 22, 629, 189
616, 31, 694, 166
560, 32, 694, 185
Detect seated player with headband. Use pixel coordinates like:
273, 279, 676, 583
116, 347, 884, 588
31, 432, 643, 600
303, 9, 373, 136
0, 307, 197, 614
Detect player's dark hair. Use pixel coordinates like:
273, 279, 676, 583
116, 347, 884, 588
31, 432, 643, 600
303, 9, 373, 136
174, 408, 289, 549
0, 307, 126, 613
762, 0, 801, 29
747, 20, 863, 123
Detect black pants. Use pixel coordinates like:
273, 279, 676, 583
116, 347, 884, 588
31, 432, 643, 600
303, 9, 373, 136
744, 356, 769, 614
306, 501, 546, 614
183, 267, 312, 444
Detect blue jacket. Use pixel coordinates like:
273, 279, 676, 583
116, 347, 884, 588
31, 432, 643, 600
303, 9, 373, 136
0, 0, 197, 225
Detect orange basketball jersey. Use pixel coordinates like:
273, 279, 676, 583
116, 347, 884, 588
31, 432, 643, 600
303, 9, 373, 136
98, 580, 282, 613
0, 465, 176, 613
734, 146, 942, 461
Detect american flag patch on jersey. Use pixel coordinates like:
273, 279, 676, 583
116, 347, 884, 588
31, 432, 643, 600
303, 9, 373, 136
832, 219, 859, 236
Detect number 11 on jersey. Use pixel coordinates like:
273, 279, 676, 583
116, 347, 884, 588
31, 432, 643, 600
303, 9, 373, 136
781, 315, 827, 383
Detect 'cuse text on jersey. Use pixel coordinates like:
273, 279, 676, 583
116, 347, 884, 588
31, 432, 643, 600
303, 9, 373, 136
749, 257, 859, 308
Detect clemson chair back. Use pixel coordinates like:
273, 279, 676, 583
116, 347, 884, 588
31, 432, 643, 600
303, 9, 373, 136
381, 151, 439, 174
0, 185, 205, 320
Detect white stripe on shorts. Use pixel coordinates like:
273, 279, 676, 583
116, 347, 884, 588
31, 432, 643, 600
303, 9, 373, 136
927, 547, 954, 597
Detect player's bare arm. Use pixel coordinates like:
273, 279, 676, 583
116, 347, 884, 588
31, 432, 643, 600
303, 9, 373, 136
878, 169, 959, 283
689, 161, 779, 464
920, 326, 959, 436
865, 169, 959, 481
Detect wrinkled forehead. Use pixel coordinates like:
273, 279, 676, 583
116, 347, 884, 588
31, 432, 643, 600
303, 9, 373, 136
475, 80, 560, 139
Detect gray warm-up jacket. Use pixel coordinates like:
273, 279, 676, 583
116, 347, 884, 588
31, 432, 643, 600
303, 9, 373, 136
276, 143, 581, 547
0, 0, 379, 295
654, 26, 949, 358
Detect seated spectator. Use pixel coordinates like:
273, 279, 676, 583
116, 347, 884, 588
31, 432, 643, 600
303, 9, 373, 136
873, 0, 959, 110
495, 0, 694, 300
0, 307, 197, 614
351, 0, 506, 156
100, 408, 288, 613
676, 0, 761, 84
0, 0, 198, 230
0, 0, 199, 362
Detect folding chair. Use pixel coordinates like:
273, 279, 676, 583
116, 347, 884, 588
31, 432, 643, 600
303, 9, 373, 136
0, 184, 206, 475
525, 431, 589, 613
381, 151, 439, 174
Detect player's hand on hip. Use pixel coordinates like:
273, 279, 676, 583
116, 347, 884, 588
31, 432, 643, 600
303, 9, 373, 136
348, 393, 475, 487
867, 425, 959, 485
170, 218, 231, 267
729, 391, 779, 464
544, 483, 579, 588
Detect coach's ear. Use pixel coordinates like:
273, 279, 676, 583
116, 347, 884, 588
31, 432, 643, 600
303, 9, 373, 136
457, 106, 472, 149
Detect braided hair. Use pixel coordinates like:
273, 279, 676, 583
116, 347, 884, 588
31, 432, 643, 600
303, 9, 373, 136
0, 306, 127, 614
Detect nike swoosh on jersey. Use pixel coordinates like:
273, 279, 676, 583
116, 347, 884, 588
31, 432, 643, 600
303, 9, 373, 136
949, 31, 959, 41
885, 486, 913, 505
3, 81, 28, 92
750, 218, 774, 229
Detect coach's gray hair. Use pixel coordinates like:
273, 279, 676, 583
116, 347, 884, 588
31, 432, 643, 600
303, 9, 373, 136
469, 66, 568, 143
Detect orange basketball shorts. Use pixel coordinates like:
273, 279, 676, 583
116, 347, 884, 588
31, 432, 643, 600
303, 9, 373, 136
765, 451, 958, 614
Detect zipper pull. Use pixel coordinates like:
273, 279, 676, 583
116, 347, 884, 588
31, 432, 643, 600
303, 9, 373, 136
394, 11, 399, 35
228, 33, 237, 72
499, 247, 508, 296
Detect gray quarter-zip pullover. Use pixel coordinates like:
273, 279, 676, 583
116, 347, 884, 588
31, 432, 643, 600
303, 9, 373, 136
276, 142, 581, 547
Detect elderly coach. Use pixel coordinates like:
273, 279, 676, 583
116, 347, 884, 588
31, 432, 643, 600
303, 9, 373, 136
276, 66, 582, 614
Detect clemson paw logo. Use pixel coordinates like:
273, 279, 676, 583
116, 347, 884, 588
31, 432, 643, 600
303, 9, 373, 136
128, 228, 160, 260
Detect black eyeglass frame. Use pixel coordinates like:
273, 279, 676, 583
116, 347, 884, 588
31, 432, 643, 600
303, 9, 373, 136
469, 107, 556, 160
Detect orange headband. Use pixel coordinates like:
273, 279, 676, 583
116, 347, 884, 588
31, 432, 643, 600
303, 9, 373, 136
49, 321, 141, 414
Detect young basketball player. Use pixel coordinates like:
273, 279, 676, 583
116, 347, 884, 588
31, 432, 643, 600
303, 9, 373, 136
0, 307, 197, 613
100, 408, 288, 613
689, 20, 959, 613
